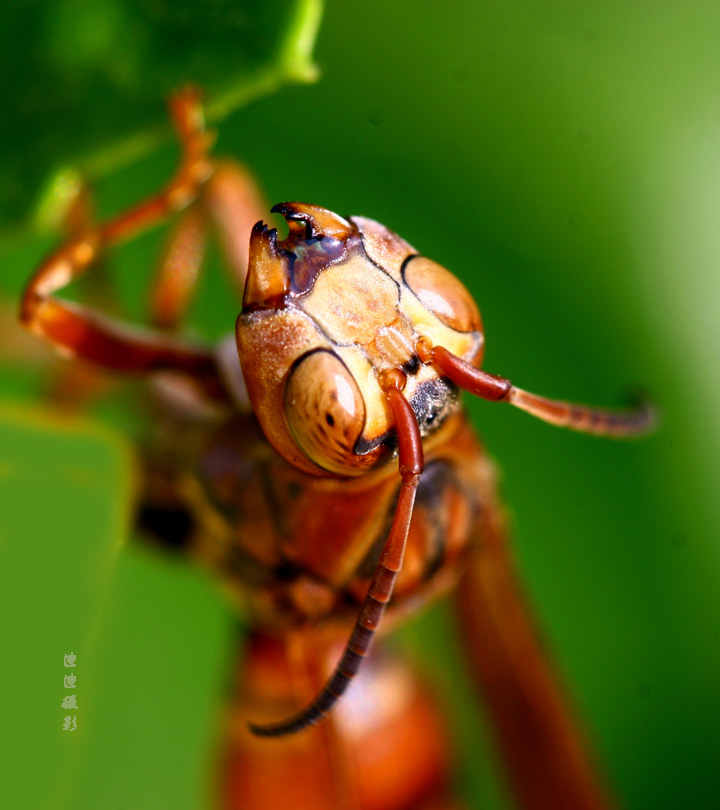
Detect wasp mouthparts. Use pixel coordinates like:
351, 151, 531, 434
243, 221, 293, 310
271, 202, 354, 241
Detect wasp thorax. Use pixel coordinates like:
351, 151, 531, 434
236, 202, 485, 477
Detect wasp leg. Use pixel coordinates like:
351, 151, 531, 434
147, 159, 267, 331
454, 491, 617, 810
19, 88, 229, 402
40, 176, 128, 408
148, 203, 209, 331
140, 118, 266, 407
204, 160, 268, 295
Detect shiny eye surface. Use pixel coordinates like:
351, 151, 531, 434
285, 350, 366, 476
403, 256, 481, 334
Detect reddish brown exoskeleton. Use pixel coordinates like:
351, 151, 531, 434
20, 89, 653, 810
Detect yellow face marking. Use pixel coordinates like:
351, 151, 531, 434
298, 255, 400, 347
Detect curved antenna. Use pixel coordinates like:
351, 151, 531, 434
417, 339, 656, 438
249, 375, 424, 737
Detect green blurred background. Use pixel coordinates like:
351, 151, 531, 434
3, 1, 720, 808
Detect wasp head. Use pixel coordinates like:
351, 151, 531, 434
237, 202, 483, 478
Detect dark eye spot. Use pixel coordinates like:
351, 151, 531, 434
326, 413, 335, 427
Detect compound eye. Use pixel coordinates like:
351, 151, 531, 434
403, 256, 481, 334
285, 350, 366, 475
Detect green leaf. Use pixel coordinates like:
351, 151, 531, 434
1, 0, 322, 232
0, 404, 133, 810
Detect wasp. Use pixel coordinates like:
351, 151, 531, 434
20, 88, 653, 809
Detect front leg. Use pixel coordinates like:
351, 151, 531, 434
455, 492, 617, 810
19, 88, 227, 402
